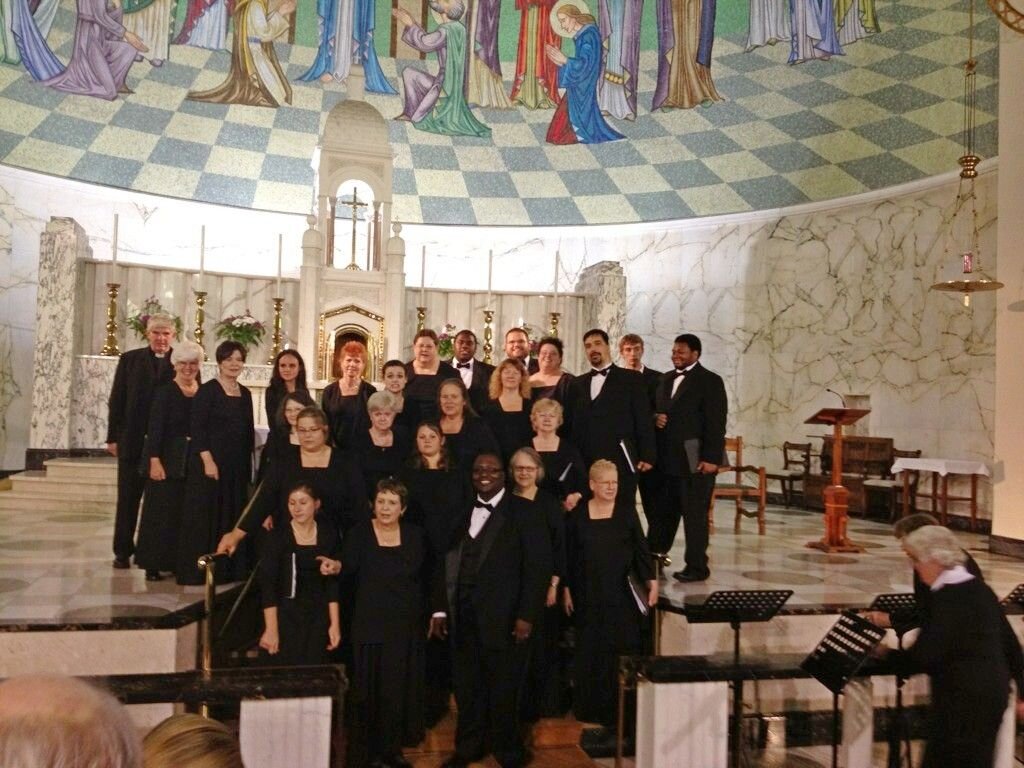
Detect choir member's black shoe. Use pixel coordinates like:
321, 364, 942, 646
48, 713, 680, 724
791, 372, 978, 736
145, 570, 163, 582
672, 569, 709, 583
112, 557, 131, 569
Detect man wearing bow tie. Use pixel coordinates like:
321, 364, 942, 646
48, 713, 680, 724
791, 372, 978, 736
650, 334, 727, 581
430, 452, 551, 768
453, 329, 494, 414
567, 328, 656, 506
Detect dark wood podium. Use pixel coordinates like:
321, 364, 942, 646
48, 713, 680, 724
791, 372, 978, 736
805, 408, 870, 553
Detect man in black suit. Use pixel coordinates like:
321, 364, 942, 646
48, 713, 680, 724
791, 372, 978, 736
430, 453, 551, 768
567, 328, 656, 506
651, 333, 727, 581
453, 329, 494, 414
105, 314, 175, 568
504, 327, 539, 374
619, 333, 663, 538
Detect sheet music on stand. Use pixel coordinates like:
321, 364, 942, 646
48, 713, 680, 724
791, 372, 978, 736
685, 589, 794, 625
868, 593, 918, 635
801, 610, 887, 694
1000, 583, 1024, 615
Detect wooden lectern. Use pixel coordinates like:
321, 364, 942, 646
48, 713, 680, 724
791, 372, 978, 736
805, 408, 870, 553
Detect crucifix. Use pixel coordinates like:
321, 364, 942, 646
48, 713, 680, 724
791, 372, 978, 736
343, 187, 368, 270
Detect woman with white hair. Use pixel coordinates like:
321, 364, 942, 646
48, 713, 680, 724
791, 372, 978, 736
882, 525, 1023, 768
351, 390, 412, 503
135, 340, 203, 582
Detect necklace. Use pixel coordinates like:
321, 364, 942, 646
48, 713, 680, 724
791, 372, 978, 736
292, 521, 317, 545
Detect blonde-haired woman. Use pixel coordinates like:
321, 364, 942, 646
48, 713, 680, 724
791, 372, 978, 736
481, 358, 534, 464
144, 713, 243, 768
530, 398, 586, 512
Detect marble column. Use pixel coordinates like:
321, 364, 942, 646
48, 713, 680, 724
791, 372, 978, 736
29, 218, 90, 452
576, 261, 627, 343
992, 27, 1024, 552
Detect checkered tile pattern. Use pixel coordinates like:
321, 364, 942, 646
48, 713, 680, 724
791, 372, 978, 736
0, 0, 999, 225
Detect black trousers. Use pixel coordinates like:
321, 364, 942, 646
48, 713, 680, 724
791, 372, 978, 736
921, 698, 1004, 768
636, 469, 663, 545
451, 602, 527, 768
113, 456, 147, 560
649, 474, 716, 574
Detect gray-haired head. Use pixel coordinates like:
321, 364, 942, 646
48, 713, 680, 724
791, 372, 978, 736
146, 312, 176, 332
367, 389, 398, 414
902, 525, 967, 570
170, 340, 204, 365
0, 674, 142, 768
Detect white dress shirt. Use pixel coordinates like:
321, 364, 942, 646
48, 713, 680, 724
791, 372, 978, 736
455, 358, 474, 390
590, 365, 612, 400
469, 488, 504, 538
670, 361, 698, 398
929, 563, 975, 592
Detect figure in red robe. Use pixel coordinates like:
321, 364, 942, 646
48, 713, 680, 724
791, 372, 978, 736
509, 0, 561, 109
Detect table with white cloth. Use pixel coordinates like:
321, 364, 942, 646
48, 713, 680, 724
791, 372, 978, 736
890, 457, 991, 531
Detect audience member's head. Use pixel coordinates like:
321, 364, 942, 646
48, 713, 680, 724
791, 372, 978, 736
892, 512, 939, 540
902, 525, 967, 585
143, 713, 244, 768
0, 674, 142, 768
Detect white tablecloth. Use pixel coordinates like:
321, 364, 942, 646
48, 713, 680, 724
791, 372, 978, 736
891, 457, 991, 477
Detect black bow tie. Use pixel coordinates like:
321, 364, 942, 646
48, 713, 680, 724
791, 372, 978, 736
593, 367, 610, 377
475, 499, 495, 513
674, 369, 688, 377
457, 362, 471, 370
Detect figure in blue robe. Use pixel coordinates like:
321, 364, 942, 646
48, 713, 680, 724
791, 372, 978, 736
353, 0, 396, 93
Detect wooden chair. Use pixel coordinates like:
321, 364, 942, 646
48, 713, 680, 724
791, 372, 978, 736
765, 442, 811, 507
708, 436, 767, 535
863, 448, 922, 522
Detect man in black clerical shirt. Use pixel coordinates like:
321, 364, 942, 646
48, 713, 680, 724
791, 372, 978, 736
453, 329, 494, 414
619, 333, 664, 542
106, 313, 176, 568
504, 327, 538, 374
430, 453, 550, 768
651, 333, 727, 582
567, 328, 656, 507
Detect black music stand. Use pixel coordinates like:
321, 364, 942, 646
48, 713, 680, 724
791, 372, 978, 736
686, 590, 793, 768
869, 593, 917, 768
1000, 583, 1024, 615
802, 611, 887, 768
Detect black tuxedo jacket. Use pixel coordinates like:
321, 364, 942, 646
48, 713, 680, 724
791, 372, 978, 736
654, 362, 727, 477
567, 365, 656, 466
436, 493, 551, 649
639, 367, 662, 408
455, 359, 495, 414
106, 346, 174, 460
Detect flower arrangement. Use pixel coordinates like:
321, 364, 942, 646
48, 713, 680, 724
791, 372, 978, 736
520, 323, 541, 358
215, 310, 265, 350
436, 323, 458, 360
126, 296, 182, 341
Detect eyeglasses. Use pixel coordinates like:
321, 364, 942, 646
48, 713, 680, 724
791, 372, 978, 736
296, 427, 323, 434
511, 465, 538, 472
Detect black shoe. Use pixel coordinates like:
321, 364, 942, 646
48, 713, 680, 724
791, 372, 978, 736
112, 557, 131, 569
672, 569, 709, 583
145, 570, 163, 582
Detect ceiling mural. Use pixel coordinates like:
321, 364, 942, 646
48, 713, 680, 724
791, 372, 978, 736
0, 0, 1000, 224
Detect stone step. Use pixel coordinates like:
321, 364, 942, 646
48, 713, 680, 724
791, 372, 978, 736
8, 473, 117, 501
44, 457, 118, 482
0, 495, 113, 514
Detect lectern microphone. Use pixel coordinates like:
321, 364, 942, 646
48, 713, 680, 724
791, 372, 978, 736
825, 388, 847, 407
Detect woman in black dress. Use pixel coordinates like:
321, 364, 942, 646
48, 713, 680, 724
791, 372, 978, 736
529, 336, 574, 407
265, 349, 309, 436
531, 398, 586, 513
481, 359, 534, 464
383, 358, 420, 435
321, 340, 376, 449
136, 340, 203, 582
403, 329, 458, 424
437, 378, 499, 473
510, 447, 568, 719
178, 340, 254, 585
258, 481, 342, 666
564, 460, 657, 727
350, 391, 412, 503
344, 478, 426, 768
258, 390, 314, 481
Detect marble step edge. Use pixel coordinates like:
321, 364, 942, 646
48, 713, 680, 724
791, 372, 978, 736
43, 460, 118, 475
12, 470, 116, 487
0, 486, 117, 502
0, 497, 113, 511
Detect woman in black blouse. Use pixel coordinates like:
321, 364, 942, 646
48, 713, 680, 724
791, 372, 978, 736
321, 340, 376, 449
136, 340, 203, 582
403, 329, 458, 424
437, 378, 499, 473
344, 478, 426, 768
258, 390, 314, 481
529, 336, 574, 406
383, 358, 419, 434
350, 391, 412, 503
481, 359, 534, 464
531, 398, 586, 512
265, 349, 309, 436
178, 340, 254, 585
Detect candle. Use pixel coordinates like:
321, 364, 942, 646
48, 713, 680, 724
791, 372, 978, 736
486, 249, 493, 309
420, 246, 426, 306
111, 213, 119, 283
553, 250, 560, 312
199, 225, 205, 287
276, 234, 283, 297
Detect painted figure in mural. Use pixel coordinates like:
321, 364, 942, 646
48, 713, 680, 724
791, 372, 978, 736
186, 0, 294, 107
174, 0, 232, 50
42, 0, 147, 99
463, 0, 510, 107
651, 0, 721, 110
1, 0, 58, 70
298, 0, 395, 93
835, 0, 878, 46
544, 3, 623, 144
393, 0, 491, 139
596, 0, 641, 120
122, 0, 172, 66
788, 0, 842, 63
509, 0, 561, 109
745, 0, 790, 51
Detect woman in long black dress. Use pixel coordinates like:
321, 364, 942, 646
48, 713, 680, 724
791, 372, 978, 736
179, 341, 254, 585
344, 478, 426, 768
564, 460, 657, 727
437, 378, 499, 473
481, 359, 534, 464
136, 340, 203, 582
510, 446, 568, 719
265, 349, 309, 435
350, 391, 412, 503
321, 340, 376, 449
258, 481, 342, 666
403, 329, 458, 424
531, 398, 586, 513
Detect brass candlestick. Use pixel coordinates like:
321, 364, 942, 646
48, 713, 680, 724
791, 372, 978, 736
548, 312, 561, 338
416, 306, 426, 331
267, 298, 284, 364
193, 290, 208, 360
100, 283, 120, 356
482, 309, 494, 364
